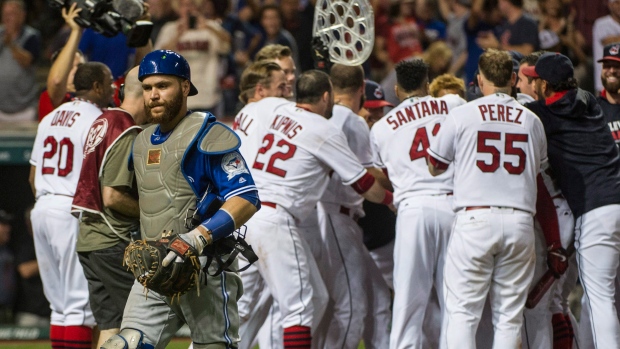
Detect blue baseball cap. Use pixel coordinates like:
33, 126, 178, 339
364, 80, 394, 109
522, 52, 573, 85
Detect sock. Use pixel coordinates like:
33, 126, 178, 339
283, 325, 311, 349
552, 313, 571, 349
50, 325, 65, 349
64, 325, 93, 349
564, 313, 575, 348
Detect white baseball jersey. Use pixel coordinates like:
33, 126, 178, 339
427, 93, 547, 213
250, 103, 367, 221
371, 94, 466, 207
30, 99, 102, 199
320, 104, 373, 213
233, 97, 293, 162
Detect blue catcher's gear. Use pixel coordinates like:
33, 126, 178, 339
138, 50, 198, 96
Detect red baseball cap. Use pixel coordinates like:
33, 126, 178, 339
364, 80, 394, 109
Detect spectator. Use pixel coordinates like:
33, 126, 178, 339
416, 0, 447, 48
476, 0, 540, 55
375, 0, 424, 72
281, 0, 315, 72
423, 41, 453, 82
0, 210, 15, 324
463, 0, 502, 84
593, 0, 620, 94
257, 4, 300, 73
147, 0, 178, 44
39, 3, 85, 120
538, 0, 588, 86
156, 0, 231, 115
0, 0, 41, 122
438, 0, 471, 78
429, 73, 466, 97
12, 207, 50, 327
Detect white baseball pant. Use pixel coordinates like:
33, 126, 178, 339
442, 207, 535, 349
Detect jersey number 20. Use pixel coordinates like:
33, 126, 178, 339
42, 136, 74, 177
253, 134, 297, 177
477, 131, 528, 175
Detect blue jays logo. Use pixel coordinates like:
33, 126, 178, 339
222, 152, 249, 180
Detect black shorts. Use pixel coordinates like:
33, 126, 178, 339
78, 241, 135, 329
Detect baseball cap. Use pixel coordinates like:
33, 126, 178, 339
364, 80, 394, 109
598, 43, 620, 63
522, 52, 574, 85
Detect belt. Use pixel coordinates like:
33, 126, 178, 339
465, 206, 490, 211
262, 201, 277, 209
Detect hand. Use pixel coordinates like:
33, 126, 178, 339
138, 2, 151, 21
162, 228, 211, 267
62, 3, 82, 32
547, 242, 568, 278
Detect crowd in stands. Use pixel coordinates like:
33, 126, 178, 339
0, 0, 618, 326
0, 0, 612, 124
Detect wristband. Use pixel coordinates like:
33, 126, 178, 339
200, 208, 236, 241
381, 190, 393, 206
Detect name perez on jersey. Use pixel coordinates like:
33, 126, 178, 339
270, 114, 303, 139
387, 100, 448, 130
478, 104, 524, 125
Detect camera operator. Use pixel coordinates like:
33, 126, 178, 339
79, 1, 153, 81
0, 0, 41, 122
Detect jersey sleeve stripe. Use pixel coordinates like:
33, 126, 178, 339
427, 148, 451, 165
223, 186, 258, 200
340, 168, 367, 186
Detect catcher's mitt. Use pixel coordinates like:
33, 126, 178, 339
124, 232, 202, 298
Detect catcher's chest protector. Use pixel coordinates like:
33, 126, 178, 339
133, 114, 204, 240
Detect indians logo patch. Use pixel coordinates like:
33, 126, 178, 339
222, 152, 249, 180
611, 45, 620, 56
374, 87, 383, 99
83, 119, 108, 158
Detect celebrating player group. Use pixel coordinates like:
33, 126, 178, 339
27, 20, 620, 349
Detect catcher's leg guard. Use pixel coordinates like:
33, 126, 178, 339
100, 328, 154, 349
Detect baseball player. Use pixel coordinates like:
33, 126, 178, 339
29, 62, 115, 349
239, 70, 394, 349
577, 43, 620, 349
312, 64, 391, 349
255, 44, 297, 98
358, 79, 396, 290
101, 50, 260, 349
70, 66, 146, 347
597, 43, 620, 144
370, 59, 466, 349
428, 49, 547, 349
523, 52, 620, 349
231, 60, 292, 349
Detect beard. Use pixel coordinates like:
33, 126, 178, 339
603, 76, 620, 94
145, 89, 184, 125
